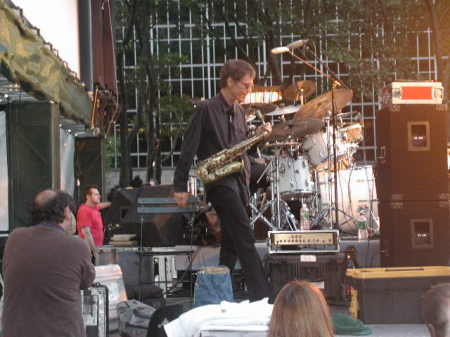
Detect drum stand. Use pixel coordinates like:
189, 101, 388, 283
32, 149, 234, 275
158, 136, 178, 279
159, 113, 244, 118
249, 149, 299, 231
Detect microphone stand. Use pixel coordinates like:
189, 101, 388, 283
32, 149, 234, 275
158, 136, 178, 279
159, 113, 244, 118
331, 83, 339, 230
283, 47, 348, 230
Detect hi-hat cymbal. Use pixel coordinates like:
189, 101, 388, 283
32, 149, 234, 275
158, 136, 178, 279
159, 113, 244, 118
282, 80, 316, 101
296, 89, 353, 120
270, 117, 324, 141
266, 105, 299, 116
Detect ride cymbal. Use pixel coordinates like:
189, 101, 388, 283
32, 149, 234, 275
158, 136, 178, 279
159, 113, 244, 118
265, 105, 299, 116
296, 89, 353, 120
270, 117, 324, 141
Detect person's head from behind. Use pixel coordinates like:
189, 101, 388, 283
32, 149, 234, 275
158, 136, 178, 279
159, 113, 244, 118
31, 189, 76, 234
84, 185, 101, 206
220, 59, 255, 103
268, 280, 334, 337
423, 283, 450, 337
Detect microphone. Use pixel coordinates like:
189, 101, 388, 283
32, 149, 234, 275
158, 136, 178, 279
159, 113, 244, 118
271, 39, 309, 54
285, 39, 309, 49
271, 46, 290, 54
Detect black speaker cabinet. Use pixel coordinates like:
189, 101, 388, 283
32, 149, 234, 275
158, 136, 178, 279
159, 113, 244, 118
267, 253, 346, 301
7, 101, 60, 229
375, 104, 448, 202
379, 200, 450, 267
103, 185, 187, 246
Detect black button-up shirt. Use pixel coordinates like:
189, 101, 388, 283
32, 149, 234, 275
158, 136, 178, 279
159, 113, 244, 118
174, 93, 250, 195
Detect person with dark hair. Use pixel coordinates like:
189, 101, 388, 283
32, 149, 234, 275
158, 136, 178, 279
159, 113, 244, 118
268, 280, 334, 337
173, 59, 272, 301
77, 185, 111, 262
423, 283, 450, 337
2, 189, 95, 337
130, 175, 143, 188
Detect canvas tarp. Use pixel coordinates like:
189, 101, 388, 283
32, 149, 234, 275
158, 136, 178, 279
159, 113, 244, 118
0, 0, 91, 125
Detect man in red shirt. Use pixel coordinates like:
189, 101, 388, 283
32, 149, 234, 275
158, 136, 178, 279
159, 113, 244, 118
77, 186, 111, 263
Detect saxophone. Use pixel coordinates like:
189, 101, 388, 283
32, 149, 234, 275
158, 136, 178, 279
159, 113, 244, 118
197, 131, 270, 184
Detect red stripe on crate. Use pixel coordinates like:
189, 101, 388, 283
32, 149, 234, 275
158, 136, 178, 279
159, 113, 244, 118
402, 86, 433, 100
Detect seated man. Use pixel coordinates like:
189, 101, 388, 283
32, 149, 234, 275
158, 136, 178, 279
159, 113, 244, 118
2, 189, 95, 337
423, 283, 450, 337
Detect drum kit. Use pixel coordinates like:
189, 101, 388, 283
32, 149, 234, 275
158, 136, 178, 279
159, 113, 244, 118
246, 85, 379, 234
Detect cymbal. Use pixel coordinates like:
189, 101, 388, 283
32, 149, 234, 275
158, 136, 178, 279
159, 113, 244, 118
266, 105, 299, 116
296, 89, 353, 120
282, 80, 316, 101
270, 117, 324, 141
246, 114, 256, 123
266, 141, 303, 148
242, 103, 278, 115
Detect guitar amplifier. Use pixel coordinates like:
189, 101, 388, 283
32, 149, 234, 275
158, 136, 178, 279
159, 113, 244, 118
268, 230, 340, 254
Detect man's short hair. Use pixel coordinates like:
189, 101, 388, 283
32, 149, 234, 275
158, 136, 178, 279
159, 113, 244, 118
31, 190, 75, 225
423, 283, 450, 337
219, 59, 256, 89
84, 185, 99, 198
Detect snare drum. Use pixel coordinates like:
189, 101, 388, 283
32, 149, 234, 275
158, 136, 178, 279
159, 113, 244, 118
278, 156, 314, 198
302, 129, 348, 167
341, 123, 363, 143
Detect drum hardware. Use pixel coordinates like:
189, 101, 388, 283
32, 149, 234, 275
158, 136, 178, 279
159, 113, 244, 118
315, 166, 379, 233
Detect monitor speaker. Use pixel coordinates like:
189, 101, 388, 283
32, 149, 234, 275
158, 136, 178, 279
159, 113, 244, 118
375, 104, 448, 201
103, 185, 187, 247
379, 200, 450, 266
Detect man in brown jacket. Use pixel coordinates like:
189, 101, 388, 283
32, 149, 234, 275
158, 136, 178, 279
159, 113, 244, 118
2, 189, 95, 337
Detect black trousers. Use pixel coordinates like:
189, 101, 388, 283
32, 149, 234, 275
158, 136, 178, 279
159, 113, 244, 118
207, 184, 271, 301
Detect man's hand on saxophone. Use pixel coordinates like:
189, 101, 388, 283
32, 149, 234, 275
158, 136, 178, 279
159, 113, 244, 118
256, 122, 272, 136
174, 191, 190, 208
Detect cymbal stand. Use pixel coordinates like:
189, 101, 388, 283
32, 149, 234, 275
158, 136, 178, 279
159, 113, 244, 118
249, 149, 287, 231
271, 151, 282, 229
249, 192, 274, 231
285, 46, 349, 230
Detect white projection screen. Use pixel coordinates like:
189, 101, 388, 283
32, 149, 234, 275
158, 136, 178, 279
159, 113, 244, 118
0, 111, 9, 232
12, 0, 80, 77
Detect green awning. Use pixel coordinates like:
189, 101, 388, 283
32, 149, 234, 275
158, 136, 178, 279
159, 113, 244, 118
0, 0, 91, 125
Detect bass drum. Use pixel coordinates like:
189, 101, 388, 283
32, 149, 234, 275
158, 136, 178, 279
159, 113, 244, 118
317, 165, 379, 233
277, 155, 315, 199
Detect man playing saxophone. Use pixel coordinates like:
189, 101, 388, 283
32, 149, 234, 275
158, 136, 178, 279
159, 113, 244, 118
173, 59, 272, 301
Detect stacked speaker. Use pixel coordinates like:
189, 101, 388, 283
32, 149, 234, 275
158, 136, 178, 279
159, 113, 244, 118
376, 83, 449, 266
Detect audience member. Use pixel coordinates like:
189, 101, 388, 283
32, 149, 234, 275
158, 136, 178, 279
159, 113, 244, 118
268, 280, 334, 337
131, 175, 144, 188
423, 283, 450, 337
2, 189, 95, 337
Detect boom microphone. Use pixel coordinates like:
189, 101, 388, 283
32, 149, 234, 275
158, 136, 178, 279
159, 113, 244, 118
271, 39, 309, 54
285, 39, 309, 49
270, 46, 290, 54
